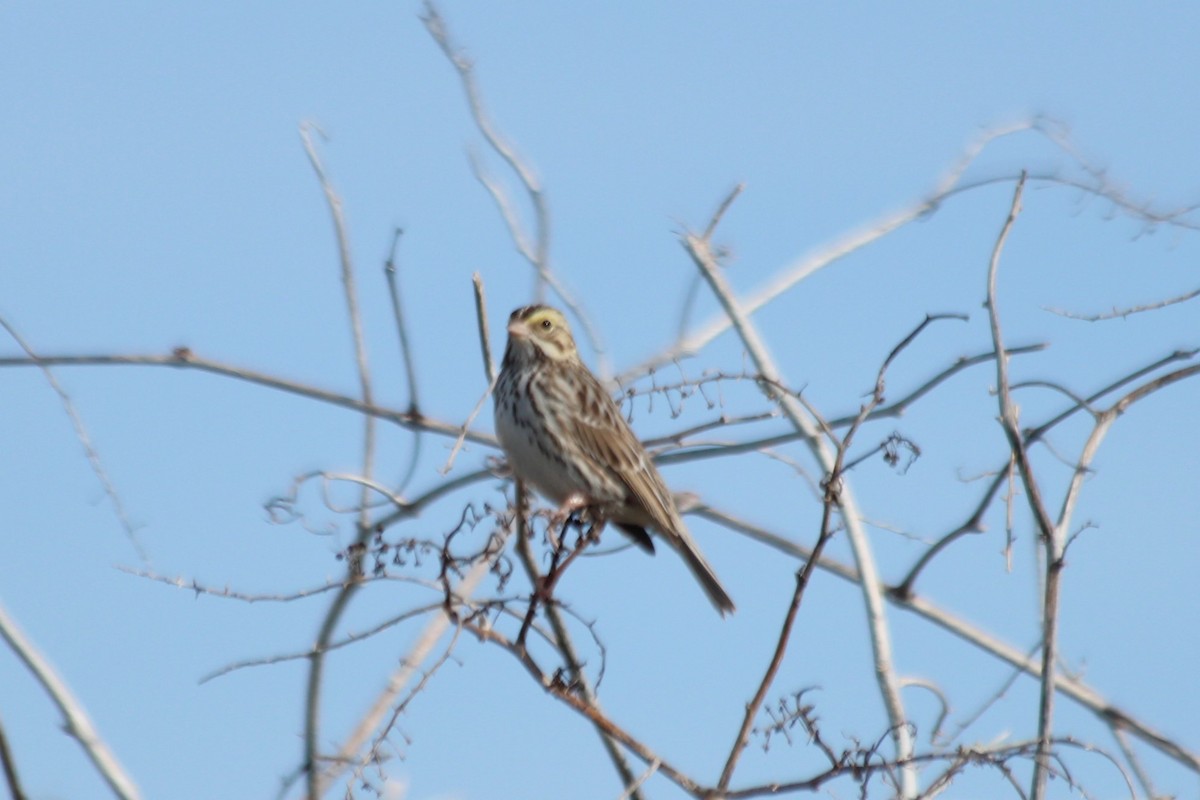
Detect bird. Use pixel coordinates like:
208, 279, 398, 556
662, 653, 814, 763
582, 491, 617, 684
493, 304, 735, 615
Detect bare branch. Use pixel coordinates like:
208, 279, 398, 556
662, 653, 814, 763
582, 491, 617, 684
199, 604, 446, 684
621, 120, 1200, 384
318, 527, 511, 788
385, 228, 420, 415
0, 599, 141, 800
0, 350, 498, 448
464, 619, 700, 796
1045, 284, 1200, 321
384, 228, 424, 495
897, 346, 1200, 596
0, 709, 28, 800
473, 272, 496, 383
419, 3, 547, 271
682, 188, 918, 797
439, 376, 499, 475
0, 316, 146, 561
982, 173, 1061, 800
419, 1, 609, 371
695, 503, 1200, 774
299, 122, 376, 528
508, 484, 644, 797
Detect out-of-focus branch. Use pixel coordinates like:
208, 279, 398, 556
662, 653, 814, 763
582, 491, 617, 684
419, 1, 610, 373
319, 527, 512, 791
0, 600, 141, 800
302, 584, 354, 799
509, 485, 644, 798
0, 316, 146, 562
384, 228, 423, 495
1044, 283, 1200, 321
623, 120, 1200, 384
694, 503, 1200, 774
300, 123, 376, 529
682, 186, 915, 797
654, 343, 1047, 468
465, 618, 700, 797
983, 172, 1067, 800
897, 346, 1199, 595
436, 273, 501, 476
0, 709, 27, 800
385, 229, 421, 416
0, 350, 497, 447
419, 4, 547, 272
300, 123, 390, 800
473, 272, 496, 383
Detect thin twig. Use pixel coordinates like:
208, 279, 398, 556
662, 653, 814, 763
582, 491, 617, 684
718, 467, 841, 790
439, 377, 498, 475
1111, 726, 1160, 800
473, 272, 496, 383
684, 187, 916, 796
719, 313, 955, 790
655, 343, 1047, 468
319, 529, 510, 789
299, 122, 380, 800
299, 122, 376, 527
620, 120, 1200, 384
465, 619, 697, 796
897, 347, 1200, 595
982, 173, 1060, 800
419, 1, 610, 373
617, 758, 660, 800
0, 316, 147, 562
385, 228, 420, 415
694, 503, 1200, 773
1044, 284, 1200, 321
509, 486, 644, 797
384, 228, 423, 495
199, 604, 444, 684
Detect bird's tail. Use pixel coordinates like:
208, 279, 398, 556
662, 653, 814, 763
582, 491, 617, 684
668, 529, 735, 616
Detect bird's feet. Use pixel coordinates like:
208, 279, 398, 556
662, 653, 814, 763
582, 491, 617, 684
548, 494, 606, 544
549, 492, 591, 531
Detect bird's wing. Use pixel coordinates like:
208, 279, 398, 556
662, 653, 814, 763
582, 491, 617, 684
567, 371, 680, 534
568, 368, 736, 615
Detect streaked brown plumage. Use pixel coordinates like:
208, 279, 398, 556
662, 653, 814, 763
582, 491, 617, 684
493, 304, 735, 615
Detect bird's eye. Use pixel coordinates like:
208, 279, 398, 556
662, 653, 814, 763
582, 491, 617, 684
540, 319, 553, 330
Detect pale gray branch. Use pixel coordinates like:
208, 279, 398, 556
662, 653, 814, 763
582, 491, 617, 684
0, 600, 141, 800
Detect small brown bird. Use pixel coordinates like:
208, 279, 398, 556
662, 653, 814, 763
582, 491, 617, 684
493, 304, 735, 615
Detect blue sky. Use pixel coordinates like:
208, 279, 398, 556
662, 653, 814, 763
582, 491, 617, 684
2, 4, 1198, 799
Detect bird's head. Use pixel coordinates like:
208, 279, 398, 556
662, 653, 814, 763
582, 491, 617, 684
504, 305, 578, 365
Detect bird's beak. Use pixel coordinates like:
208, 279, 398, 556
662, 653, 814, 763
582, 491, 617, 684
507, 319, 527, 339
